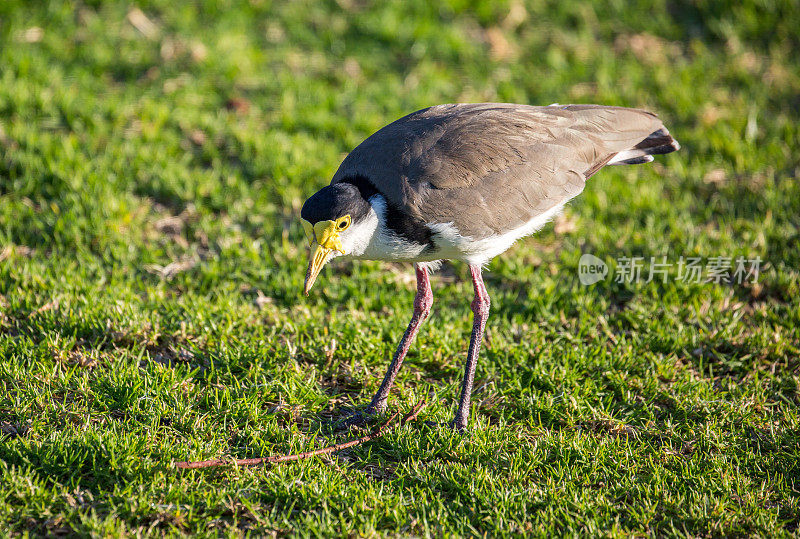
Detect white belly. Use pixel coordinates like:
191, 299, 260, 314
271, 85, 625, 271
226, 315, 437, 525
426, 203, 565, 265
346, 195, 564, 267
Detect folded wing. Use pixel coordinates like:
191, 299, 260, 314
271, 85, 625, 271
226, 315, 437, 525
332, 103, 677, 239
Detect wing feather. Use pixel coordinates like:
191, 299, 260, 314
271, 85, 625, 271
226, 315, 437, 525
332, 103, 664, 238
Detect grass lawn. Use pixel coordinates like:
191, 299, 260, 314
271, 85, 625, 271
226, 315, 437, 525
1, 0, 799, 535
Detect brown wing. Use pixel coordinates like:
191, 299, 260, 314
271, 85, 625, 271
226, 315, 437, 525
331, 103, 664, 238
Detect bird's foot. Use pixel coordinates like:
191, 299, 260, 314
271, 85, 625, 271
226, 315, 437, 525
328, 401, 386, 432
449, 418, 468, 433
421, 417, 469, 434
332, 410, 370, 431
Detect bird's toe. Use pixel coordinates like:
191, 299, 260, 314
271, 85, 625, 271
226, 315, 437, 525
328, 408, 376, 432
449, 419, 469, 434
421, 419, 469, 434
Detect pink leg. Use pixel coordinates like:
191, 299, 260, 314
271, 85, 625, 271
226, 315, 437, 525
366, 264, 433, 414
452, 264, 491, 431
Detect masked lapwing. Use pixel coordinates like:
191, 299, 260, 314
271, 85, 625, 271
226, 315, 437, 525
300, 103, 679, 431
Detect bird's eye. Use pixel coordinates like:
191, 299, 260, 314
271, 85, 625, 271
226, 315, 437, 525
337, 215, 351, 231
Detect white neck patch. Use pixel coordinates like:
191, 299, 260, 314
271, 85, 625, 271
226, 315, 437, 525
338, 198, 379, 258
342, 195, 429, 261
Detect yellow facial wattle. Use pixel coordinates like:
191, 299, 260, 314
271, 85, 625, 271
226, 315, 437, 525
301, 215, 351, 295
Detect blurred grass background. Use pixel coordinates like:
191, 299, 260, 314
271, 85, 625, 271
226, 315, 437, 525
1, 0, 799, 535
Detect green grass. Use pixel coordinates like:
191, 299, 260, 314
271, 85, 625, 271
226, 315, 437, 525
1, 0, 799, 535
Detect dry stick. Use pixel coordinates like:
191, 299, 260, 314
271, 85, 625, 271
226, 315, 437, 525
175, 399, 427, 470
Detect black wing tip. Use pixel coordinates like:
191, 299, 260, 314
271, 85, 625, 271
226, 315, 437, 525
636, 127, 680, 155
616, 155, 655, 165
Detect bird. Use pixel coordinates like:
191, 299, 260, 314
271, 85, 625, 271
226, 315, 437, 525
300, 103, 679, 431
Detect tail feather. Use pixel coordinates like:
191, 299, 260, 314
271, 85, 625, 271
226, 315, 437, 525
608, 127, 680, 166
615, 155, 654, 165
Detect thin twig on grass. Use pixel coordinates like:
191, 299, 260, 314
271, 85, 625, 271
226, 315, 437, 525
174, 399, 426, 470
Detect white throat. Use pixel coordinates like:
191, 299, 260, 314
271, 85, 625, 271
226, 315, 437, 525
340, 195, 429, 261
338, 198, 379, 258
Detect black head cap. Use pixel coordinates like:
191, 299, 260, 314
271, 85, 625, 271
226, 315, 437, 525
301, 180, 376, 224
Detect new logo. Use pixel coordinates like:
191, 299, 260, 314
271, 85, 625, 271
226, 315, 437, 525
579, 254, 608, 285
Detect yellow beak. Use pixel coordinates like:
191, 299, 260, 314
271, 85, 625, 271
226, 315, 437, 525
302, 219, 345, 295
